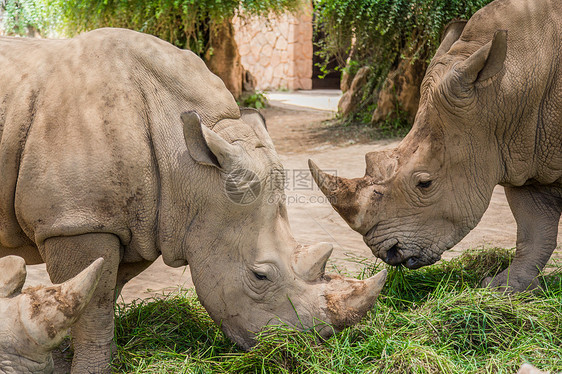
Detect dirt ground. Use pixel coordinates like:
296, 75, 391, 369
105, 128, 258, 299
27, 101, 562, 373
25, 103, 562, 304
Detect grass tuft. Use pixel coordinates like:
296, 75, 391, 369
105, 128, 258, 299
112, 248, 562, 373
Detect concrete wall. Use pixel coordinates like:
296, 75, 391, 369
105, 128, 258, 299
233, 2, 313, 90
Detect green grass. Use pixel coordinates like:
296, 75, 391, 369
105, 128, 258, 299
112, 248, 562, 373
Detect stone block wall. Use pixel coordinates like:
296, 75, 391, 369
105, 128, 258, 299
233, 2, 313, 90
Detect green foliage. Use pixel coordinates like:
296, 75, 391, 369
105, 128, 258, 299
0, 0, 53, 36
50, 0, 300, 53
1, 0, 300, 54
238, 90, 268, 109
314, 0, 496, 126
113, 248, 562, 373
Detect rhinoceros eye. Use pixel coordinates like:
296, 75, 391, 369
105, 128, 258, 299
253, 271, 268, 281
417, 180, 432, 189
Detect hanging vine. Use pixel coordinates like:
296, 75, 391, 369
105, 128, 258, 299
314, 0, 495, 125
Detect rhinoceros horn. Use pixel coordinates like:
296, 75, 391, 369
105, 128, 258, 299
0, 255, 26, 297
18, 258, 104, 349
324, 269, 387, 330
292, 243, 388, 320
309, 150, 399, 233
308, 159, 368, 231
292, 242, 333, 281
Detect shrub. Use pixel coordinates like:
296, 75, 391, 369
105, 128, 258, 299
1, 0, 300, 52
314, 0, 496, 126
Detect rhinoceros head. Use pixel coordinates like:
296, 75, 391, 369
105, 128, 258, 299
0, 256, 103, 373
309, 23, 509, 269
178, 109, 386, 349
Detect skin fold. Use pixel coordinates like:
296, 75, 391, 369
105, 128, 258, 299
310, 0, 562, 292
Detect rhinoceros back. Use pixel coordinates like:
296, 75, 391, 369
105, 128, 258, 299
0, 28, 240, 259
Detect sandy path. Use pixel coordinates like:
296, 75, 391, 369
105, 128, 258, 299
24, 104, 562, 305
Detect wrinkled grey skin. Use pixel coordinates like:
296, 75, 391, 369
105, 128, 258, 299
0, 256, 103, 374
0, 28, 386, 373
310, 0, 562, 292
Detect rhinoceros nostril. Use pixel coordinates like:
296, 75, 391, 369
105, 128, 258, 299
385, 244, 403, 266
405, 257, 421, 269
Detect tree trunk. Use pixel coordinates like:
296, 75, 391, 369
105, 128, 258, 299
370, 57, 426, 125
205, 19, 245, 100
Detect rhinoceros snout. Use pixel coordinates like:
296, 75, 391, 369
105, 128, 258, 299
370, 240, 407, 266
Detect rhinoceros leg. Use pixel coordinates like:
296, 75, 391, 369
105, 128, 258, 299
483, 185, 562, 292
42, 233, 120, 374
115, 260, 153, 300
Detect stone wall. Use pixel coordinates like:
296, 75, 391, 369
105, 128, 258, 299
233, 2, 313, 90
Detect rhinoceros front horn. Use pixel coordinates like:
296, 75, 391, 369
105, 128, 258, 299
308, 159, 343, 198
324, 269, 387, 331
0, 256, 26, 297
18, 258, 104, 348
308, 159, 364, 230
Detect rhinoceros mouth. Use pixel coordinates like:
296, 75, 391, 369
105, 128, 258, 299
363, 233, 405, 265
383, 245, 427, 269
365, 236, 423, 268
364, 225, 445, 268
384, 243, 404, 266
404, 256, 423, 269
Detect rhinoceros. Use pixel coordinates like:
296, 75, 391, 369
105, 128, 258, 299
310, 0, 561, 292
0, 28, 386, 373
0, 256, 103, 374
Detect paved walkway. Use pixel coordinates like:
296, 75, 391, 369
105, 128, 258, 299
266, 89, 342, 112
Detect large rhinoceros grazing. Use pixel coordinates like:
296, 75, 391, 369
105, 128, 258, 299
0, 256, 103, 374
0, 28, 386, 373
310, 0, 562, 292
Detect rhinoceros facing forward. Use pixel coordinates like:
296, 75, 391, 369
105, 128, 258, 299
310, 0, 561, 292
0, 28, 386, 373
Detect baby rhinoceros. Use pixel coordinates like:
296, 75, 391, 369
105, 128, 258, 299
0, 256, 103, 374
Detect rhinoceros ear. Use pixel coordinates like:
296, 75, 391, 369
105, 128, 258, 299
433, 20, 467, 60
181, 111, 241, 170
240, 108, 275, 150
182, 111, 220, 168
240, 107, 267, 130
456, 29, 508, 84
